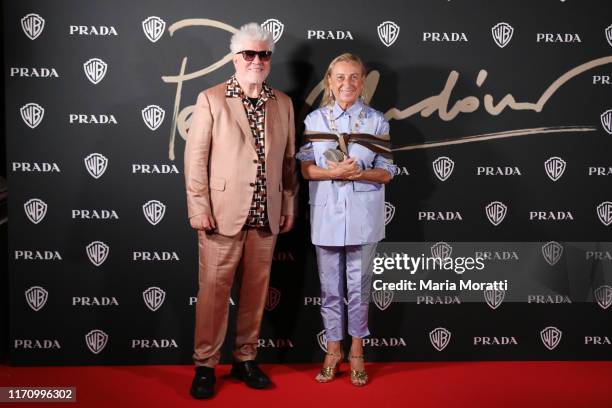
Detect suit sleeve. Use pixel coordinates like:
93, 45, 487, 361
184, 91, 213, 219
281, 97, 299, 217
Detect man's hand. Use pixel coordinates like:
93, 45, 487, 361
189, 213, 217, 231
279, 215, 295, 233
327, 157, 362, 180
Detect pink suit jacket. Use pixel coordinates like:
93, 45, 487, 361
184, 82, 298, 236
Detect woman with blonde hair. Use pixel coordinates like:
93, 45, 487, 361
296, 53, 396, 386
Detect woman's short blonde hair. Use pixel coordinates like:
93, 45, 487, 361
320, 53, 367, 107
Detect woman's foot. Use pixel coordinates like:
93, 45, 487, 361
349, 354, 368, 386
349, 338, 368, 386
315, 343, 344, 383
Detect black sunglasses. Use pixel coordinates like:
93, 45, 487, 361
236, 50, 273, 62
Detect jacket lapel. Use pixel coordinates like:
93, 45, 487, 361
264, 97, 281, 161
226, 97, 256, 152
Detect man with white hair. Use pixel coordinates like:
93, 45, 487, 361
184, 22, 298, 399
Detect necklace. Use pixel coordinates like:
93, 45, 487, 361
327, 104, 366, 134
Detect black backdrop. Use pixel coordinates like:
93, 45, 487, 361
4, 0, 612, 365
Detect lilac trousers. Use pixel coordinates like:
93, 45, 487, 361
315, 244, 377, 341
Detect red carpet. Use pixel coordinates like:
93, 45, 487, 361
2, 362, 612, 407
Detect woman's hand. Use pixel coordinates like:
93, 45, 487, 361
327, 157, 362, 180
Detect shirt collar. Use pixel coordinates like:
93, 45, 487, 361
330, 99, 365, 120
225, 75, 275, 101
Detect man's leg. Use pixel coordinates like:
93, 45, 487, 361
232, 227, 277, 362
193, 230, 245, 367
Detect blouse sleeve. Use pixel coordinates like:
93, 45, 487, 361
373, 155, 397, 178
373, 113, 397, 178
296, 111, 319, 161
295, 142, 315, 161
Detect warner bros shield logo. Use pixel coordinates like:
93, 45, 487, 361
492, 22, 514, 48
597, 201, 612, 226
25, 286, 48, 311
544, 157, 566, 181
486, 201, 507, 226
84, 153, 108, 179
317, 330, 328, 352
20, 103, 44, 129
21, 13, 45, 40
24, 198, 47, 224
264, 287, 281, 311
432, 156, 454, 181
384, 202, 395, 225
142, 200, 166, 225
83, 58, 108, 84
431, 242, 453, 259
261, 19, 284, 43
86, 241, 110, 267
429, 327, 451, 351
143, 287, 166, 311
601, 110, 612, 135
142, 105, 165, 130
594, 285, 612, 310
85, 330, 108, 354
606, 25, 612, 47
372, 290, 394, 311
484, 289, 505, 310
540, 326, 562, 351
541, 241, 563, 266
377, 21, 400, 47
142, 16, 166, 43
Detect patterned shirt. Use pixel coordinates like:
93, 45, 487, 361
225, 75, 275, 228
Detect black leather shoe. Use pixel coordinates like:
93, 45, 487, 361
190, 366, 216, 399
230, 360, 271, 389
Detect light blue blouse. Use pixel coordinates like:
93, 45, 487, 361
296, 100, 396, 246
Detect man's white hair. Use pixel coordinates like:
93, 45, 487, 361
230, 23, 275, 54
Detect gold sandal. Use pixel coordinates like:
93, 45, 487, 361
349, 354, 368, 386
315, 351, 343, 383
